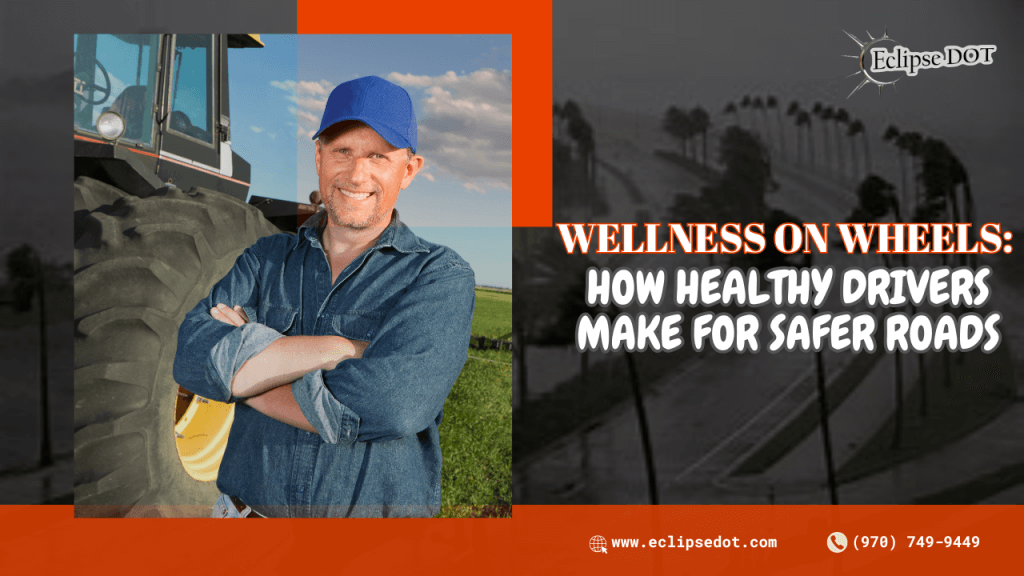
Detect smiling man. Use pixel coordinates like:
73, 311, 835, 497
173, 75, 476, 518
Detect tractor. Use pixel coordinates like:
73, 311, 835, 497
73, 33, 315, 517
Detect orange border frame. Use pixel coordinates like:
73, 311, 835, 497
298, 0, 552, 227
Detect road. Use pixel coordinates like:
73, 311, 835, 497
518, 129, 1024, 504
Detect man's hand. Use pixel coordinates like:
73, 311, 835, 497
210, 303, 368, 365
210, 303, 249, 327
207, 303, 317, 432
207, 303, 368, 398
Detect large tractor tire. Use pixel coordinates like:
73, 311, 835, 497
73, 176, 280, 517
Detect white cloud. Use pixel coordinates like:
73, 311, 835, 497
296, 108, 319, 125
270, 80, 298, 103
297, 80, 332, 96
281, 79, 333, 137
463, 181, 488, 194
421, 172, 435, 182
388, 69, 512, 192
250, 126, 263, 133
297, 96, 327, 114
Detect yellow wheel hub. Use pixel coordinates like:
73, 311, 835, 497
173, 387, 234, 482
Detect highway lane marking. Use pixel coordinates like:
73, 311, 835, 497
673, 362, 816, 483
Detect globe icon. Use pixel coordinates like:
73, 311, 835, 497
590, 535, 607, 553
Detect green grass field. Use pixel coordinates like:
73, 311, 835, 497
437, 289, 513, 518
471, 289, 513, 340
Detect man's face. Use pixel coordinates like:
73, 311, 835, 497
314, 121, 422, 230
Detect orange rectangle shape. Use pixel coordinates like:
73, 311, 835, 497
2, 505, 1020, 574
0, 505, 513, 574
298, 0, 553, 227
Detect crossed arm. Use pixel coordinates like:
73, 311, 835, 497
208, 303, 366, 434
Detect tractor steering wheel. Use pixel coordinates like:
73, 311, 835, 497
74, 54, 112, 106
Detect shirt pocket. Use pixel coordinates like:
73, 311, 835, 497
332, 310, 385, 342
263, 306, 299, 335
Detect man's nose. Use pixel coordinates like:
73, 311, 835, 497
347, 157, 371, 184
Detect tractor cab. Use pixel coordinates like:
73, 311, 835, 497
73, 34, 262, 201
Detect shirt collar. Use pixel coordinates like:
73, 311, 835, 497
299, 209, 429, 254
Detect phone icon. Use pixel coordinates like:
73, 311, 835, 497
827, 532, 848, 553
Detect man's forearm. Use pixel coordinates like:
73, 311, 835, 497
231, 334, 358, 397
243, 385, 316, 433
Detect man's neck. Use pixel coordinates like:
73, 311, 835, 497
320, 222, 385, 259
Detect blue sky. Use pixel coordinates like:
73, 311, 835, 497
229, 35, 512, 288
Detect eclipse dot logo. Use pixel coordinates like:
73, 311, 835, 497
827, 532, 848, 553
843, 28, 899, 98
842, 27, 996, 99
590, 535, 608, 554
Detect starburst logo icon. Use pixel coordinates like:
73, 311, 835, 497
842, 28, 899, 98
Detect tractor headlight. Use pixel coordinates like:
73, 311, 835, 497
97, 111, 126, 141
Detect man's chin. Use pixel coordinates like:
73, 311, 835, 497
325, 207, 385, 231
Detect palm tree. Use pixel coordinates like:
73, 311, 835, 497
795, 110, 815, 169
681, 109, 697, 160
856, 120, 871, 174
752, 96, 768, 143
663, 105, 687, 156
834, 108, 852, 181
883, 125, 908, 210
766, 95, 784, 161
689, 106, 711, 168
845, 176, 907, 446
716, 125, 772, 224
822, 106, 840, 179
819, 105, 835, 177
624, 350, 659, 504
532, 236, 660, 505
740, 94, 752, 131
723, 101, 739, 126
846, 119, 866, 180
553, 103, 563, 141
664, 105, 700, 161
949, 149, 976, 268
5, 245, 52, 467
811, 103, 828, 175
562, 99, 582, 123
819, 106, 835, 178
902, 131, 925, 207
568, 114, 596, 187
882, 125, 930, 415
786, 101, 801, 165
917, 138, 956, 389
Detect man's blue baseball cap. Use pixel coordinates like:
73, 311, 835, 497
312, 75, 418, 153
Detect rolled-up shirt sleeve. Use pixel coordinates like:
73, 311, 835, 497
174, 239, 283, 403
292, 369, 361, 443
291, 254, 476, 444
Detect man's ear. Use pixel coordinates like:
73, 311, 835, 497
401, 155, 425, 190
314, 139, 322, 177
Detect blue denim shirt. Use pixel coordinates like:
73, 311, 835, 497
173, 210, 475, 517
